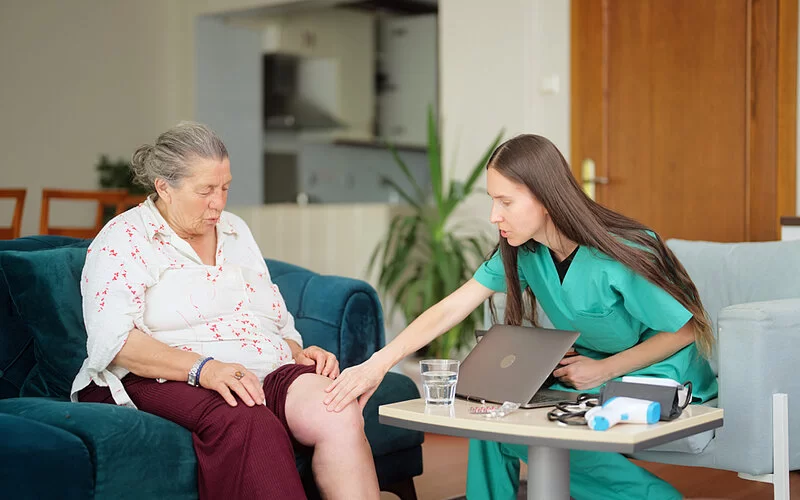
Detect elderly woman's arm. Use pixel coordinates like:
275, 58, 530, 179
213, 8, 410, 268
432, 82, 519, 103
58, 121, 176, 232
114, 328, 200, 380
114, 329, 265, 407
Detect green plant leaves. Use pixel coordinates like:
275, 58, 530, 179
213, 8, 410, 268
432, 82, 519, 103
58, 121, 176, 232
371, 106, 502, 358
379, 176, 421, 210
427, 107, 444, 213
96, 155, 145, 194
386, 144, 426, 202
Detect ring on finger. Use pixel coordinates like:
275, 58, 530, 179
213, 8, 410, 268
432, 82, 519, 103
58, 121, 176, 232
234, 370, 245, 380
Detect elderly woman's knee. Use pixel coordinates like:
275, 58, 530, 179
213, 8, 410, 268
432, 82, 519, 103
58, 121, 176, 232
291, 397, 364, 446
319, 399, 365, 436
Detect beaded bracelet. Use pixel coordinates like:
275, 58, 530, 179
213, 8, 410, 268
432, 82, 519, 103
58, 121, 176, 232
188, 356, 214, 387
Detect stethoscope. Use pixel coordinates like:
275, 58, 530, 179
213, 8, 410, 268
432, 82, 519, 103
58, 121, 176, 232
546, 393, 600, 426
545, 381, 694, 426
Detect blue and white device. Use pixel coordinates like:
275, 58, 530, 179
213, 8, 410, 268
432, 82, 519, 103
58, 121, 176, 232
585, 397, 661, 431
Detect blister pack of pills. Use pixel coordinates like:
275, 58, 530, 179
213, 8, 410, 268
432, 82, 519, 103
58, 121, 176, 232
468, 405, 498, 415
484, 401, 520, 419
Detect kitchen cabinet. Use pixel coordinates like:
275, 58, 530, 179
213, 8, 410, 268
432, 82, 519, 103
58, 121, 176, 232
261, 8, 375, 139
378, 14, 437, 147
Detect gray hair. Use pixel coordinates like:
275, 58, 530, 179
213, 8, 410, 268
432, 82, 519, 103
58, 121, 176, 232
130, 121, 228, 193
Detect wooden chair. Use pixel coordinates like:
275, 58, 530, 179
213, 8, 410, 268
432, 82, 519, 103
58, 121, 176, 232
121, 193, 148, 211
39, 189, 130, 238
0, 189, 27, 240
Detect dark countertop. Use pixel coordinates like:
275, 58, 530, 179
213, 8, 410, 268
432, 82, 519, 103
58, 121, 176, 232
781, 216, 800, 226
333, 138, 427, 153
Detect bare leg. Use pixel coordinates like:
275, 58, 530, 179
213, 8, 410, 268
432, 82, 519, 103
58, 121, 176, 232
285, 373, 380, 500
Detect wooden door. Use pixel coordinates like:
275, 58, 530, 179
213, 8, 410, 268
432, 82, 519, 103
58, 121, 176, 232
571, 0, 797, 242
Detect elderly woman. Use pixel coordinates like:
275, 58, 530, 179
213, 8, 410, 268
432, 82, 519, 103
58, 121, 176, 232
70, 122, 379, 500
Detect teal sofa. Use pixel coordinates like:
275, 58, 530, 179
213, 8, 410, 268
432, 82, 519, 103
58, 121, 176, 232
0, 236, 423, 499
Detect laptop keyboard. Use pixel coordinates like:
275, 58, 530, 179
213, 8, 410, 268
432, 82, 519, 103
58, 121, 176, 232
528, 392, 565, 404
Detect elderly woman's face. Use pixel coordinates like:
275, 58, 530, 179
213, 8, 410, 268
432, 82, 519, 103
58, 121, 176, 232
161, 156, 232, 237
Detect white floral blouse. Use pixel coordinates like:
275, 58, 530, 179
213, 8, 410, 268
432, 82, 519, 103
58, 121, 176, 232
70, 196, 302, 408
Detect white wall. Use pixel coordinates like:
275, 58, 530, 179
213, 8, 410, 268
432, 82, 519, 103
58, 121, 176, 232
195, 16, 263, 206
379, 13, 438, 147
438, 0, 571, 229
524, 1, 571, 161
2, 0, 797, 239
0, 0, 321, 236
230, 203, 395, 282
0, 0, 190, 236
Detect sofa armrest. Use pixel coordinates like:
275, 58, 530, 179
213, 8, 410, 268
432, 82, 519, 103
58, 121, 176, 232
714, 298, 800, 474
267, 260, 385, 369
297, 275, 385, 368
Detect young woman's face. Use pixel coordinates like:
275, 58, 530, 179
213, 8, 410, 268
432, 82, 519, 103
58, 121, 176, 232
487, 167, 548, 247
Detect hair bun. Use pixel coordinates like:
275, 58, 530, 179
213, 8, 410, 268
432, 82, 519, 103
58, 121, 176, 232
130, 144, 155, 189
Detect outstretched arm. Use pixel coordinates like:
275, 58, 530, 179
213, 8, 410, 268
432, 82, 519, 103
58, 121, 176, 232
323, 279, 495, 412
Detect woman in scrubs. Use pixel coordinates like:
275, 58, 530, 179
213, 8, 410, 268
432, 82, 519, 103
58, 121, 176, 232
325, 134, 717, 500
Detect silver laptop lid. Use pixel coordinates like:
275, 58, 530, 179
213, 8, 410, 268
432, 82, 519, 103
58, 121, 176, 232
456, 324, 580, 405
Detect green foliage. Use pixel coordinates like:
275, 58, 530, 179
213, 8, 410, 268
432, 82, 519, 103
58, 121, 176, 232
95, 155, 146, 194
95, 155, 146, 223
370, 107, 503, 358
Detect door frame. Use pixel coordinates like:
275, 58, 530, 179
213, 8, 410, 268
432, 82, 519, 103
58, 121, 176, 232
570, 0, 797, 241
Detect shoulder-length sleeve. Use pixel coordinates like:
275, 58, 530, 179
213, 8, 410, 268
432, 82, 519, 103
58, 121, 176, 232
472, 249, 529, 292
81, 220, 157, 374
611, 264, 693, 334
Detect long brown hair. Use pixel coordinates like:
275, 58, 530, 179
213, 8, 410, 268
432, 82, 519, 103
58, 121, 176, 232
487, 134, 713, 358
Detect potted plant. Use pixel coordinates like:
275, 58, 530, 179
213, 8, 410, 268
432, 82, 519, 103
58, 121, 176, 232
95, 155, 147, 223
369, 108, 503, 358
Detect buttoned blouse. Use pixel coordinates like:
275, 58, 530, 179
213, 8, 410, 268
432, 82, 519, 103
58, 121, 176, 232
70, 196, 302, 408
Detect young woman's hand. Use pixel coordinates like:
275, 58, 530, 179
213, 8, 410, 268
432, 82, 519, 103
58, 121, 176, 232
323, 358, 389, 412
552, 355, 613, 391
199, 360, 265, 407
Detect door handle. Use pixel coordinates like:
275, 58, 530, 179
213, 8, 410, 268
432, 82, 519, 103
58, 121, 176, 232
581, 159, 608, 200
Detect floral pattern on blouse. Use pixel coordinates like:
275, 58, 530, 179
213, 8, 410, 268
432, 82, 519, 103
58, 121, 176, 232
70, 196, 302, 408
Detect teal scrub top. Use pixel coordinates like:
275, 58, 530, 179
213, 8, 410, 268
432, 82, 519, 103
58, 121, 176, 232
473, 244, 718, 402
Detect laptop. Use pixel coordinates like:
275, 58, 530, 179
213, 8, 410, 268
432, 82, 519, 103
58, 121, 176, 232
456, 324, 581, 408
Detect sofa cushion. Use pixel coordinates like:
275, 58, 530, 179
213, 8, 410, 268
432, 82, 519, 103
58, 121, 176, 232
0, 374, 422, 500
267, 258, 385, 369
0, 247, 89, 398
0, 398, 197, 499
0, 237, 89, 399
0, 412, 93, 499
0, 284, 35, 399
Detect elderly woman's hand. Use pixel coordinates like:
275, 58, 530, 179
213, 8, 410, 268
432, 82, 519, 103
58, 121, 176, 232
294, 345, 340, 379
199, 360, 265, 407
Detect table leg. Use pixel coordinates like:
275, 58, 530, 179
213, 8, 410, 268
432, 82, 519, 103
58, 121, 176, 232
526, 445, 570, 500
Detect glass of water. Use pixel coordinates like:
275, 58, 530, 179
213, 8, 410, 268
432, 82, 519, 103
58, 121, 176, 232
420, 359, 460, 405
